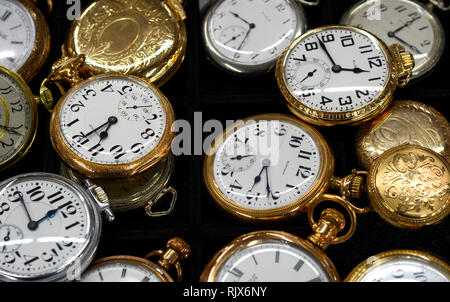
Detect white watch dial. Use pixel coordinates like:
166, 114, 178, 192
360, 257, 450, 282
215, 241, 331, 282
81, 261, 163, 282
206, 0, 301, 67
58, 75, 167, 165
0, 0, 36, 71
0, 69, 33, 166
213, 118, 321, 211
282, 27, 389, 113
0, 176, 92, 279
341, 0, 444, 79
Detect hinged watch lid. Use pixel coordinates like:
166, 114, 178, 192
63, 0, 187, 87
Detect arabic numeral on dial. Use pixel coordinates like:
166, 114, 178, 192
131, 143, 144, 153
229, 180, 242, 190
275, 3, 285, 12
289, 135, 303, 148
26, 186, 45, 202
340, 35, 354, 47
10, 100, 23, 113
145, 114, 158, 124
60, 202, 77, 218
339, 96, 352, 106
420, 40, 431, 47
88, 144, 105, 157
356, 90, 369, 99
305, 42, 318, 51
296, 165, 312, 178
274, 126, 286, 136
414, 272, 427, 282
82, 89, 96, 100
321, 34, 335, 43
0, 86, 13, 95
8, 191, 23, 203
368, 56, 382, 68
4, 254, 15, 264
117, 85, 133, 96
320, 96, 333, 106
141, 128, 155, 140
0, 203, 10, 216
72, 133, 89, 147
110, 145, 126, 159
246, 192, 261, 201
70, 101, 85, 112
0, 138, 14, 148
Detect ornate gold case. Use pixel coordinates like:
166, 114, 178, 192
366, 144, 450, 229
203, 113, 335, 221
199, 230, 340, 282
345, 250, 450, 282
356, 100, 450, 169
275, 25, 414, 126
0, 66, 39, 172
63, 0, 187, 87
49, 74, 176, 179
15, 0, 51, 82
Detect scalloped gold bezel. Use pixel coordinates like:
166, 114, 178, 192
276, 25, 397, 126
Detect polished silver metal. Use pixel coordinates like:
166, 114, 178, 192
202, 0, 308, 75
0, 173, 111, 282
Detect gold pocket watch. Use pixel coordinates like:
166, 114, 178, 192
200, 198, 357, 282
80, 237, 191, 282
275, 25, 415, 126
338, 144, 450, 229
345, 250, 450, 282
0, 66, 38, 172
44, 57, 176, 179
203, 113, 363, 221
60, 154, 177, 217
61, 0, 187, 87
355, 100, 449, 169
0, 0, 51, 82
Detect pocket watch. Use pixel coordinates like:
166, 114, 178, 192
62, 0, 187, 87
0, 0, 51, 82
48, 72, 176, 179
340, 0, 445, 80
0, 172, 114, 282
275, 25, 415, 126
203, 113, 364, 221
201, 0, 319, 75
345, 250, 450, 282
200, 198, 357, 282
339, 144, 450, 229
0, 66, 38, 172
355, 100, 450, 169
80, 237, 191, 282
60, 154, 177, 217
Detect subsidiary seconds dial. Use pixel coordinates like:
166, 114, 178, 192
51, 75, 175, 178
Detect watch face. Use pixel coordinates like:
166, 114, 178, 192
280, 26, 390, 115
206, 114, 332, 220
357, 253, 450, 282
209, 233, 333, 282
81, 259, 164, 282
0, 68, 36, 169
0, 0, 36, 72
341, 0, 445, 79
55, 75, 169, 169
0, 174, 98, 281
204, 0, 304, 72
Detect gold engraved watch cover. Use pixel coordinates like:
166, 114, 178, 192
356, 100, 450, 169
64, 0, 187, 86
367, 144, 450, 229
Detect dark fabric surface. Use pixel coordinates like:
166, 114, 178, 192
2, 0, 449, 282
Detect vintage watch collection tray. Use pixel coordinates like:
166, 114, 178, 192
0, 0, 449, 282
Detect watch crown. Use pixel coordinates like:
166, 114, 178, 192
307, 208, 345, 250
93, 186, 109, 204
329, 170, 365, 199
167, 237, 191, 260
390, 44, 415, 88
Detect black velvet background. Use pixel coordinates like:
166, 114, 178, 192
2, 0, 449, 283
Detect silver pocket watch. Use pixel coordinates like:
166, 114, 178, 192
0, 172, 114, 282
202, 0, 320, 75
340, 0, 446, 80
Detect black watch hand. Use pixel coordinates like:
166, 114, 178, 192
387, 32, 422, 54
35, 201, 70, 226
339, 67, 369, 73
224, 33, 242, 45
84, 116, 118, 138
250, 165, 267, 191
317, 36, 339, 68
230, 155, 254, 160
97, 117, 118, 145
391, 16, 421, 35
229, 11, 252, 26
15, 189, 38, 231
4, 229, 10, 241
265, 166, 272, 200
300, 69, 318, 83
125, 105, 152, 109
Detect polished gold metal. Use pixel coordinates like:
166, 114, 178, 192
13, 0, 51, 82
203, 113, 368, 222
356, 100, 450, 169
49, 74, 176, 179
199, 230, 341, 282
0, 66, 39, 172
63, 0, 187, 87
344, 250, 450, 282
366, 144, 450, 229
145, 237, 191, 282
275, 25, 415, 126
60, 155, 177, 216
